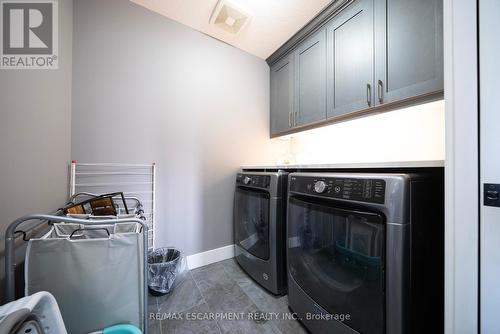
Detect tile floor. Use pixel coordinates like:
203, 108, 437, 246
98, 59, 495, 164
148, 258, 308, 334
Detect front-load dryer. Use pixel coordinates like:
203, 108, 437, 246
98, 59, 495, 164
286, 172, 444, 334
233, 171, 288, 295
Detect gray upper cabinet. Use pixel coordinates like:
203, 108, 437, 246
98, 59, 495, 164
270, 54, 294, 134
294, 29, 327, 127
267, 0, 443, 136
327, 0, 374, 118
374, 0, 443, 105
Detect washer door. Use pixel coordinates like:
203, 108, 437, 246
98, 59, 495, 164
234, 187, 270, 260
288, 196, 386, 334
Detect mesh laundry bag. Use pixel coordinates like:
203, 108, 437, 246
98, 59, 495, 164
25, 223, 144, 334
148, 247, 187, 295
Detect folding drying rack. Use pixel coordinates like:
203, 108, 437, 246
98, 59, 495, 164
69, 162, 156, 250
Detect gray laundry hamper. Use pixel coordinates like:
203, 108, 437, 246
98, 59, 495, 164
24, 222, 145, 334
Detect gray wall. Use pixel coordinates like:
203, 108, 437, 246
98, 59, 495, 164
0, 0, 73, 301
71, 0, 277, 256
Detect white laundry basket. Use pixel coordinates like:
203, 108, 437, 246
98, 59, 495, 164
0, 291, 67, 334
24, 222, 145, 334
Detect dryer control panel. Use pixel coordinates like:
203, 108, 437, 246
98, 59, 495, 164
236, 173, 270, 189
290, 176, 386, 204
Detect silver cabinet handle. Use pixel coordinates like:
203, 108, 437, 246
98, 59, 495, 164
289, 112, 292, 127
377, 80, 384, 104
366, 83, 372, 107
294, 111, 298, 126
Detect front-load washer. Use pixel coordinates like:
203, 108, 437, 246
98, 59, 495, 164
286, 172, 444, 334
233, 171, 288, 295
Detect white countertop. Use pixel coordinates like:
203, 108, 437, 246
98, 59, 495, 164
241, 160, 444, 170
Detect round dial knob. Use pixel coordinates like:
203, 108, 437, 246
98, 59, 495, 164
313, 181, 328, 193
243, 176, 252, 185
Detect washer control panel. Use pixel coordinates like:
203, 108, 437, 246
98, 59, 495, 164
290, 176, 386, 204
236, 173, 270, 189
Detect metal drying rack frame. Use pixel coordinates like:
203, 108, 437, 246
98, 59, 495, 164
69, 162, 156, 250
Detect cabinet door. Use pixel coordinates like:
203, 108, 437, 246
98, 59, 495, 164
327, 0, 374, 118
294, 29, 327, 126
374, 0, 443, 105
270, 54, 294, 135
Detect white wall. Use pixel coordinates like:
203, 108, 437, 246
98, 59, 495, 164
275, 100, 445, 164
479, 0, 500, 331
71, 0, 281, 256
443, 0, 479, 332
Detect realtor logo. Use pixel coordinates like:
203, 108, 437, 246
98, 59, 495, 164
1, 0, 58, 69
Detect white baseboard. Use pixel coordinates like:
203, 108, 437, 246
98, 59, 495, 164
186, 244, 235, 270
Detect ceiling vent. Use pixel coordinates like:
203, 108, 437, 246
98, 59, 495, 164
209, 0, 251, 35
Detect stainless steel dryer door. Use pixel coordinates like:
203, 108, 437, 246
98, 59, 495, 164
234, 187, 270, 260
288, 195, 386, 334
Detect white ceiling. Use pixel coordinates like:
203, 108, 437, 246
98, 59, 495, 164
130, 0, 332, 59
